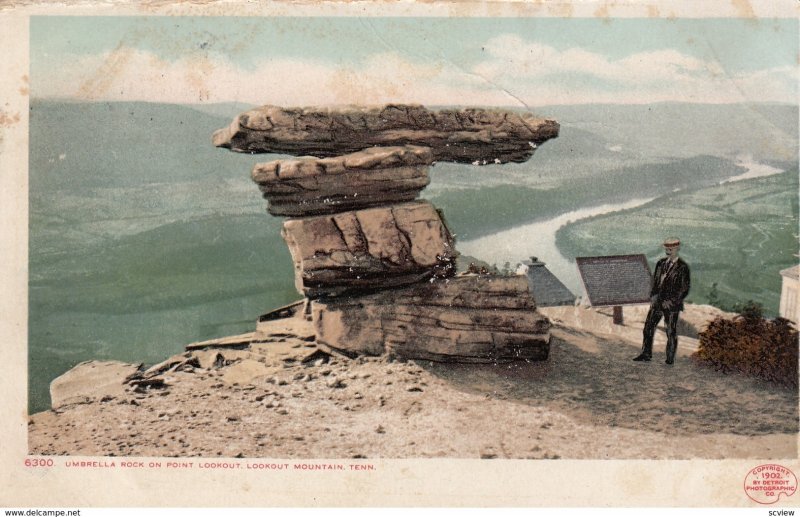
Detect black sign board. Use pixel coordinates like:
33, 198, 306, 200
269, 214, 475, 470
576, 254, 652, 307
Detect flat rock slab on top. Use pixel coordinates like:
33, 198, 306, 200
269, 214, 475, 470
252, 146, 433, 217
282, 200, 456, 298
214, 104, 559, 164
313, 274, 551, 362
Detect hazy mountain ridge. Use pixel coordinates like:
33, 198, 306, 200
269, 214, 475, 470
30, 100, 286, 259
530, 102, 799, 162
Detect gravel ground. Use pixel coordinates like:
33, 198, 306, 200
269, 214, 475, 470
28, 307, 798, 460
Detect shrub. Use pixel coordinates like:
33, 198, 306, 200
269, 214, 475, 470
694, 304, 798, 388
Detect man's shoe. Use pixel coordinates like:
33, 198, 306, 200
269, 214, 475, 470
665, 358, 674, 365
632, 355, 651, 362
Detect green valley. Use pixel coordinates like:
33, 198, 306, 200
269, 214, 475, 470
556, 168, 799, 316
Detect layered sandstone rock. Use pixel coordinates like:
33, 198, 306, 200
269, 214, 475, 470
282, 200, 456, 297
313, 275, 551, 362
214, 104, 559, 164
213, 102, 557, 363
252, 145, 433, 216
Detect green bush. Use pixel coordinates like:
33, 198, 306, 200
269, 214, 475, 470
694, 303, 798, 387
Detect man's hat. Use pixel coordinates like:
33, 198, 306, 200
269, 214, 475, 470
663, 237, 681, 248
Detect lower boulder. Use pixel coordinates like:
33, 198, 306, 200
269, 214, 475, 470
312, 274, 551, 362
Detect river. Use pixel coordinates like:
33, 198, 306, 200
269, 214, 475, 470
458, 197, 656, 294
458, 158, 786, 296
723, 156, 785, 183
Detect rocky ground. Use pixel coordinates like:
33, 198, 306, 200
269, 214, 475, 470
28, 304, 798, 460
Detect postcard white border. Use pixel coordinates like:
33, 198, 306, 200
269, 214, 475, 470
1, 0, 798, 508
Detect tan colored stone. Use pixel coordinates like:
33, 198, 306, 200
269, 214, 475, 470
282, 201, 456, 297
313, 274, 551, 362
193, 349, 257, 369
252, 146, 433, 216
219, 359, 273, 386
185, 332, 255, 351
142, 353, 198, 377
214, 104, 559, 164
50, 360, 142, 409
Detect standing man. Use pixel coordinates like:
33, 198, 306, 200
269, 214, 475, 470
633, 237, 691, 365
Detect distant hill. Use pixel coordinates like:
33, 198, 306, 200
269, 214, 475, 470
556, 168, 800, 316
529, 102, 798, 162
30, 100, 275, 190
185, 101, 258, 120
29, 100, 294, 258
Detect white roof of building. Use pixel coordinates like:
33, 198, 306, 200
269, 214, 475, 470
780, 265, 800, 280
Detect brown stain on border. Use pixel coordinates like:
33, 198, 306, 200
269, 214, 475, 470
594, 4, 611, 19
593, 2, 620, 24
0, 110, 21, 127
548, 3, 574, 17
731, 0, 756, 19
19, 74, 29, 96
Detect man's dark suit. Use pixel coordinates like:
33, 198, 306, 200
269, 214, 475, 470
638, 257, 691, 363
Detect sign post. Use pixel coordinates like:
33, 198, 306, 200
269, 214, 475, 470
576, 254, 653, 325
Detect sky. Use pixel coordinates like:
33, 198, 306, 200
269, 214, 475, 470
30, 16, 799, 106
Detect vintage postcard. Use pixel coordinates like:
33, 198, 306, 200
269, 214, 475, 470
1, 0, 798, 509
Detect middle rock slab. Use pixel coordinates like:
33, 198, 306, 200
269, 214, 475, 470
252, 145, 433, 217
282, 200, 457, 298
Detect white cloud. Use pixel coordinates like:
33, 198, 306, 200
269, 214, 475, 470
39, 47, 498, 106
50, 48, 345, 105
472, 34, 797, 104
37, 40, 797, 107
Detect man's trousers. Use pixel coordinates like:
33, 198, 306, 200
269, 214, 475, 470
640, 304, 681, 362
